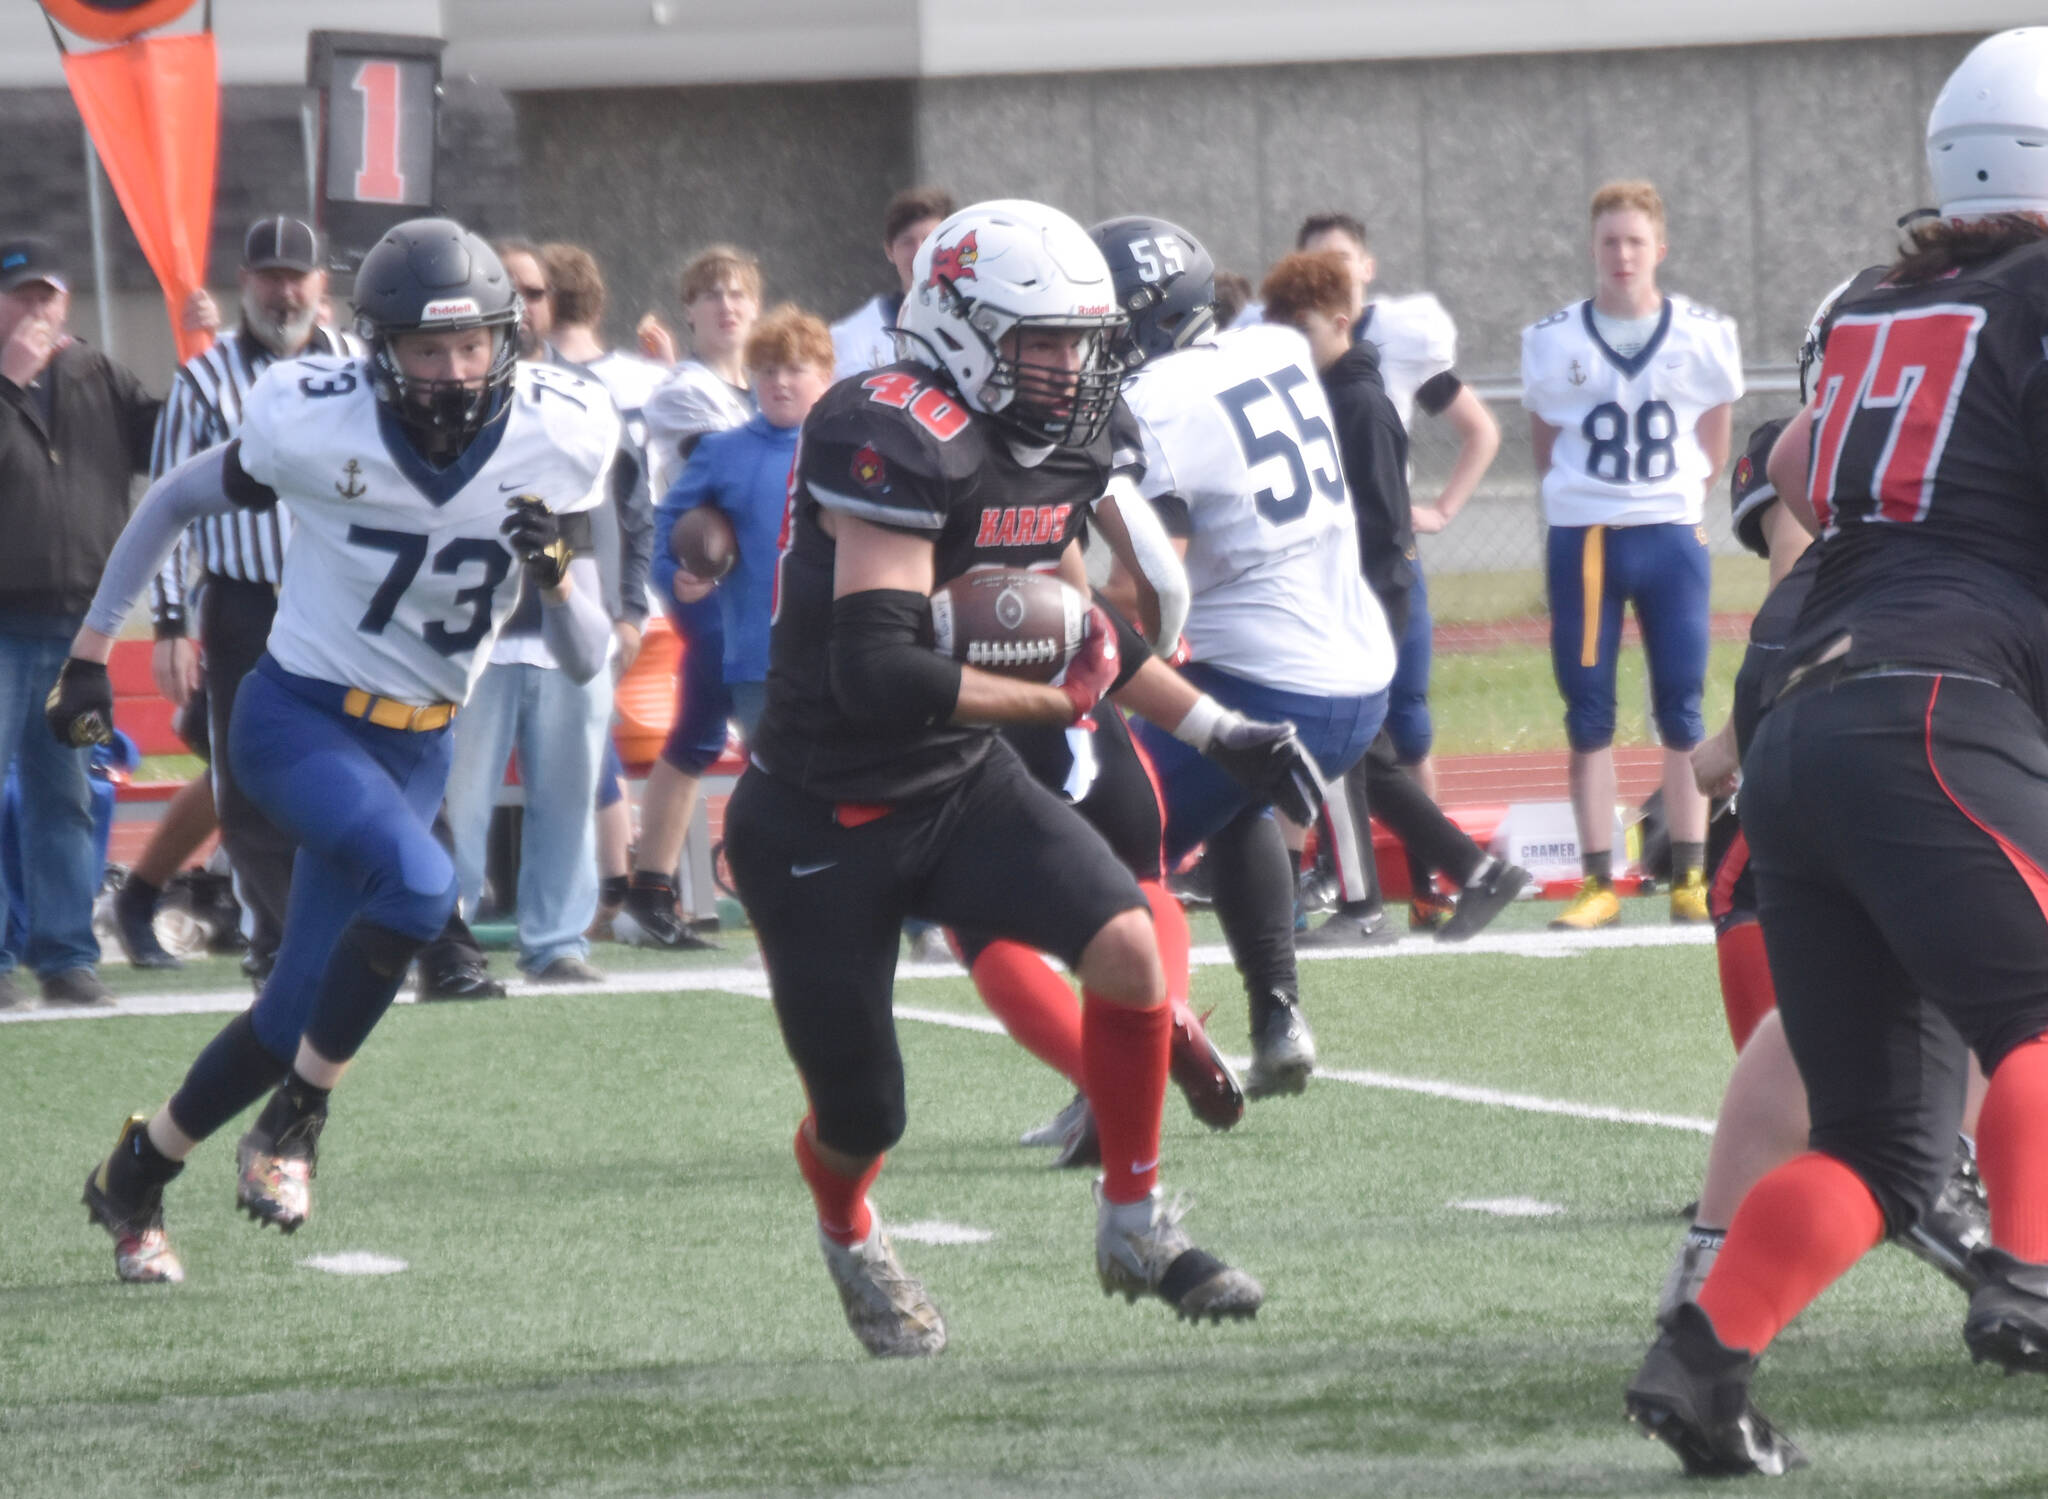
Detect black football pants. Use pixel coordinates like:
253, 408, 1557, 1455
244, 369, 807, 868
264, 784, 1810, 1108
725, 744, 1146, 1158
1744, 671, 2048, 1232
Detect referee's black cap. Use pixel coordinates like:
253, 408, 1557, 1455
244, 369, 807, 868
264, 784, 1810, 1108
243, 216, 319, 273
1730, 417, 1789, 559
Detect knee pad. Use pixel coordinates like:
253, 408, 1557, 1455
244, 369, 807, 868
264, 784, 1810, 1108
814, 1089, 907, 1160
1805, 1121, 1954, 1237
365, 842, 458, 942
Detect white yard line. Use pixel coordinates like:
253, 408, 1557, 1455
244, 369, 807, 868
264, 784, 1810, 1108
5, 926, 1716, 1136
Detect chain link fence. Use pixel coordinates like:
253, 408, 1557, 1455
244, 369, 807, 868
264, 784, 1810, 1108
1401, 369, 1805, 756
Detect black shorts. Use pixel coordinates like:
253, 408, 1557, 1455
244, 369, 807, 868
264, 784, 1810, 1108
1744, 671, 2048, 1229
948, 709, 1164, 967
723, 741, 1147, 1156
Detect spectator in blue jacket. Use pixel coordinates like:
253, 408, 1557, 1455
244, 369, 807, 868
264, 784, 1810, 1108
654, 306, 834, 740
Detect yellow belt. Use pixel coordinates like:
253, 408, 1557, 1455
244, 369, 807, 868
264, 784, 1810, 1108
342, 687, 458, 732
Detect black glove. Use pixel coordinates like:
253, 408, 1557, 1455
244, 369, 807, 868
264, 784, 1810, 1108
46, 658, 114, 748
501, 494, 573, 590
1206, 714, 1325, 826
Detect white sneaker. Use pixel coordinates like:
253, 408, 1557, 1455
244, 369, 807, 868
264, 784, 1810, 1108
818, 1216, 947, 1358
1019, 1091, 1089, 1148
1094, 1182, 1263, 1323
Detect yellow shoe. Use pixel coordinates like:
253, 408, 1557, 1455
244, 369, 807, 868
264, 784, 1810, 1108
1670, 869, 1711, 925
1549, 879, 1621, 931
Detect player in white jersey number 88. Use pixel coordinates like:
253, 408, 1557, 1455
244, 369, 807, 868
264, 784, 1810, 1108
1521, 180, 1742, 931
48, 217, 618, 1285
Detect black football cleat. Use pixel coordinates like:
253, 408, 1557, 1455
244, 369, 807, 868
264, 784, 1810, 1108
1896, 1134, 1991, 1294
612, 883, 722, 951
1963, 1247, 2048, 1375
1625, 1302, 1807, 1477
1437, 862, 1531, 943
1244, 999, 1316, 1099
83, 1115, 185, 1283
112, 877, 182, 970
417, 957, 507, 1001
236, 1091, 326, 1233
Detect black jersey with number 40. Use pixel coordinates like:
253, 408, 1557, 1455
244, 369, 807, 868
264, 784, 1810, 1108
1783, 241, 2048, 716
748, 361, 1133, 804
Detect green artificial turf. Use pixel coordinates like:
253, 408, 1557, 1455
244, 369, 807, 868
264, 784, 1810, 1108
6, 917, 2044, 1497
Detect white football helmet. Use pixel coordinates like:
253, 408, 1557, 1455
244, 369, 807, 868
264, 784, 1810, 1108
897, 199, 1125, 447
1928, 28, 2048, 220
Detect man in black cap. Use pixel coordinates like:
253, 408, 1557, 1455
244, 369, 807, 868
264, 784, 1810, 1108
140, 216, 505, 998
0, 236, 160, 1009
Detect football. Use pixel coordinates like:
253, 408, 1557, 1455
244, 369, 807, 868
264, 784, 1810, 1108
670, 506, 737, 581
929, 568, 1087, 683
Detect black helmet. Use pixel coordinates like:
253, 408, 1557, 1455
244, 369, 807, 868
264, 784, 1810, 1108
1089, 215, 1217, 370
352, 217, 519, 452
1730, 417, 1789, 558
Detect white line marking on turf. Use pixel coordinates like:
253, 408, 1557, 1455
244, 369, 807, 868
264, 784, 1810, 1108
0, 925, 1714, 1025
1452, 1197, 1565, 1217
1, 930, 1717, 1133
891, 1220, 995, 1245
1312, 1064, 1715, 1135
299, 1252, 407, 1275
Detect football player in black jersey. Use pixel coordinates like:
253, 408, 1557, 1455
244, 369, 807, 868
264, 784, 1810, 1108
1627, 31, 2048, 1474
726, 200, 1277, 1357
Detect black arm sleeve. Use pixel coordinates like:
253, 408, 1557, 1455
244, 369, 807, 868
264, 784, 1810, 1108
1095, 589, 1151, 692
1415, 370, 1463, 418
222, 439, 280, 511
612, 442, 654, 625
829, 589, 964, 730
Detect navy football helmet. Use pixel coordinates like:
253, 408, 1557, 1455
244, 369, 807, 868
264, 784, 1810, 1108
352, 217, 520, 452
1089, 215, 1217, 369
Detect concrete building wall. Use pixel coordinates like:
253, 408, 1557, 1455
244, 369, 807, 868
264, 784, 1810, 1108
509, 81, 917, 348
914, 34, 1980, 376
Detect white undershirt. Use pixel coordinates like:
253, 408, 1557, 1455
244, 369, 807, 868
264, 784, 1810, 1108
1591, 307, 1662, 358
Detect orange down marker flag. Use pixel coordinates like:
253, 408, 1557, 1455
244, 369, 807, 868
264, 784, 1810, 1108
61, 31, 219, 362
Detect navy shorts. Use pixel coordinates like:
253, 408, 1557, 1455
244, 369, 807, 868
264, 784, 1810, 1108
1131, 662, 1385, 865
662, 592, 731, 775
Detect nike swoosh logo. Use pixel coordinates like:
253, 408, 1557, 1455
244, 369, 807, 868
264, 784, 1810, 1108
499, 480, 533, 491
1131, 1156, 1160, 1175
791, 860, 836, 878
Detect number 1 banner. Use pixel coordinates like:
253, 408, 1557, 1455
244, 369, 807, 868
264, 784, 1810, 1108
308, 31, 443, 273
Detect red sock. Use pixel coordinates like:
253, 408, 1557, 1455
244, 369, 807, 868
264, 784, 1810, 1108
1696, 1151, 1884, 1353
793, 1117, 882, 1246
970, 940, 1084, 1085
1977, 1034, 2048, 1261
1140, 880, 1191, 1006
1715, 920, 1777, 1053
1082, 994, 1170, 1204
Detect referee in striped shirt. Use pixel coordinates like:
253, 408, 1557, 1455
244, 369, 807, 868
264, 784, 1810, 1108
147, 218, 346, 983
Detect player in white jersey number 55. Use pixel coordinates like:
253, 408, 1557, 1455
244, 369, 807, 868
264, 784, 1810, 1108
48, 218, 619, 1285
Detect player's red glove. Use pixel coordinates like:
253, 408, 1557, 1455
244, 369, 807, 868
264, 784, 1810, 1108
1052, 604, 1120, 723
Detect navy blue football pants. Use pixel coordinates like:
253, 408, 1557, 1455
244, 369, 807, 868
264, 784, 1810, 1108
232, 656, 460, 1060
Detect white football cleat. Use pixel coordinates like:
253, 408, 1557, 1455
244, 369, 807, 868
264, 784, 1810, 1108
819, 1216, 947, 1358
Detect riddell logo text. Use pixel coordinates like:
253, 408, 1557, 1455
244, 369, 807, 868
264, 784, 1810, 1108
975, 504, 1071, 549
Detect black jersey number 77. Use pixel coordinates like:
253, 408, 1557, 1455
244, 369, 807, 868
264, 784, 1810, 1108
1809, 304, 1986, 529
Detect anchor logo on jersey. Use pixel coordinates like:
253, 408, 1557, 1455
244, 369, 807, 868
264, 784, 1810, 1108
1567, 359, 1587, 387
336, 459, 367, 498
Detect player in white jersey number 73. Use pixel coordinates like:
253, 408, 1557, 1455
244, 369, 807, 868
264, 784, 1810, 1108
47, 217, 619, 1285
